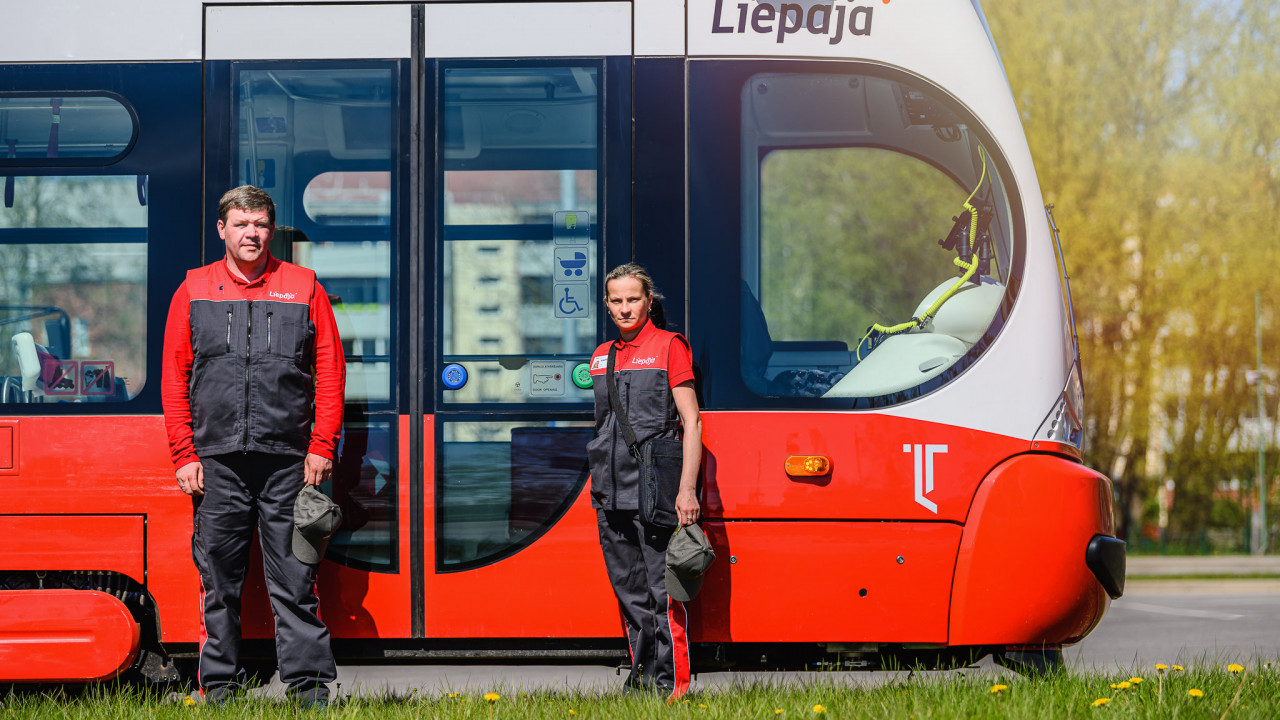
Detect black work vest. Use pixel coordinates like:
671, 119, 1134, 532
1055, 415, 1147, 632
185, 262, 318, 458
587, 325, 686, 510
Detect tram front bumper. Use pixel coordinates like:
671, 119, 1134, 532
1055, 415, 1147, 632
1085, 534, 1126, 599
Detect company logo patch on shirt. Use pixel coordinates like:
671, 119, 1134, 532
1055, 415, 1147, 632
631, 356, 658, 366
270, 290, 297, 301
591, 355, 608, 371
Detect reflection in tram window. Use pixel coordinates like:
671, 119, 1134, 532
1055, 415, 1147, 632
234, 67, 396, 407
737, 72, 1017, 402
439, 66, 600, 406
0, 175, 147, 404
325, 418, 397, 572
438, 420, 592, 571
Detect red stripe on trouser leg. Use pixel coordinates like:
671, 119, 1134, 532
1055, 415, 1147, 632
667, 597, 690, 699
198, 578, 208, 695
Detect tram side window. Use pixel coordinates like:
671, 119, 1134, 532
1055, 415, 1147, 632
0, 175, 147, 404
438, 420, 592, 571
738, 72, 1016, 403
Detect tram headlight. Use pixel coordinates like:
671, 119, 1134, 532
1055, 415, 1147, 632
1034, 361, 1084, 451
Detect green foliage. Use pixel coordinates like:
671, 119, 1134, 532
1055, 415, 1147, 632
985, 0, 1280, 545
759, 147, 960, 346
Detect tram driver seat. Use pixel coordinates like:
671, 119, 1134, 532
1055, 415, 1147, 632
8, 331, 44, 402
824, 278, 1004, 398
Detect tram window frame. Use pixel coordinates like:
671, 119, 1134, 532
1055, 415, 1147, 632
0, 175, 149, 406
226, 61, 403, 414
212, 59, 409, 572
432, 58, 628, 573
435, 60, 606, 412
688, 60, 1027, 411
0, 92, 139, 167
435, 416, 593, 573
0, 63, 203, 415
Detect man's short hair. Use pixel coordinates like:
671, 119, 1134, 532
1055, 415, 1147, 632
218, 185, 276, 226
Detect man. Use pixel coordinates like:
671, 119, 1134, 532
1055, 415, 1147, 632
161, 185, 345, 707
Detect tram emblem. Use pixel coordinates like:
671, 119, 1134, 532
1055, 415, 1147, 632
903, 444, 947, 514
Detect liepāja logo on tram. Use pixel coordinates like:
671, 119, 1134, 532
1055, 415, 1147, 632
0, 0, 1122, 685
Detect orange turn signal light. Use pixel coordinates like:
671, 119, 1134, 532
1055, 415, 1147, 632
785, 455, 831, 476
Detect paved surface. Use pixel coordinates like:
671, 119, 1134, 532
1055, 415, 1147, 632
1070, 578, 1280, 671
233, 556, 1280, 700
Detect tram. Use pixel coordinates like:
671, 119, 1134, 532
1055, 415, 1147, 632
0, 0, 1124, 683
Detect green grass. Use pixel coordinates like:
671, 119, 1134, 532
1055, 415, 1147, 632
3, 663, 1278, 719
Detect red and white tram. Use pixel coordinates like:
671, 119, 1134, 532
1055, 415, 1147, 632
0, 0, 1123, 683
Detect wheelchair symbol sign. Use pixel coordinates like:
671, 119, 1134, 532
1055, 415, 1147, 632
554, 283, 590, 319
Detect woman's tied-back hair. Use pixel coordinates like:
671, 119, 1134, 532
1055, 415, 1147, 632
218, 185, 276, 226
604, 262, 663, 301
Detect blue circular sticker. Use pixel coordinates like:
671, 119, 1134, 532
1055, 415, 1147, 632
442, 363, 468, 390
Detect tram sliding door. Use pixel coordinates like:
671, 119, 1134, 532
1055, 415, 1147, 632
209, 3, 630, 646
422, 2, 631, 638
205, 4, 414, 641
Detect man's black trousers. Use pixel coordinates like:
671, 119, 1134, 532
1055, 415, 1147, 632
192, 452, 336, 700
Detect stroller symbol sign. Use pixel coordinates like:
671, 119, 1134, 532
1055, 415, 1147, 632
558, 251, 587, 277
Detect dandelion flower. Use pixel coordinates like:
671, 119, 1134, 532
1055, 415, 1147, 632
569, 711, 577, 716
1128, 677, 1143, 684
989, 684, 1008, 694
812, 705, 827, 714
776, 710, 786, 715
484, 693, 501, 703
1155, 664, 1168, 672
1228, 664, 1244, 673
1116, 681, 1131, 690
446, 692, 461, 699
1188, 689, 1203, 698
184, 697, 196, 706
1172, 665, 1185, 672
1092, 698, 1110, 707
699, 704, 708, 709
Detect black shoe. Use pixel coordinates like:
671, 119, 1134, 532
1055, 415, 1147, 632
291, 687, 330, 711
204, 685, 239, 706
622, 674, 652, 695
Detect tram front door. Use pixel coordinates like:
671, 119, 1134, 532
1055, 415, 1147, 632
205, 3, 629, 649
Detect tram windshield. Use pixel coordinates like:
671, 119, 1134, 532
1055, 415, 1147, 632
736, 71, 1018, 403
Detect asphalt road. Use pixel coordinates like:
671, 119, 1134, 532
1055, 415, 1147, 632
245, 577, 1279, 699
1067, 579, 1280, 671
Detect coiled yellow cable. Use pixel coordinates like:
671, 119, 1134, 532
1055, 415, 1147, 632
856, 148, 988, 361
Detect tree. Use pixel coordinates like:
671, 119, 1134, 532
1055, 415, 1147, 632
986, 0, 1275, 545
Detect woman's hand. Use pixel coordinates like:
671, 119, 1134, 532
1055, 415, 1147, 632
676, 487, 700, 526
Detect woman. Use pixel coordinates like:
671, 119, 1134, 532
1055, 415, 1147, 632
587, 263, 702, 699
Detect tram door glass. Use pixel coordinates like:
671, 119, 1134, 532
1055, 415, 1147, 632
436, 65, 600, 571
0, 175, 148, 404
232, 65, 399, 571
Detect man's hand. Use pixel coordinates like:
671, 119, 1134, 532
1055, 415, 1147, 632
176, 461, 204, 496
304, 453, 333, 487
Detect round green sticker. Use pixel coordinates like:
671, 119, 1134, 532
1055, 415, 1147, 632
572, 363, 593, 389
